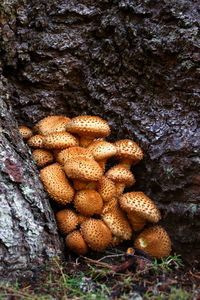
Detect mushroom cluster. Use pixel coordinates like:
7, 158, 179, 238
19, 115, 171, 258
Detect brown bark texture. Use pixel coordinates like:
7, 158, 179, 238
0, 76, 63, 280
0, 0, 200, 266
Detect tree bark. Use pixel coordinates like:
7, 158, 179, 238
0, 75, 63, 280
0, 0, 200, 270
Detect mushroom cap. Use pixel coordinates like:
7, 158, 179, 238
39, 163, 74, 205
65, 115, 111, 138
64, 157, 103, 181
101, 197, 119, 214
87, 140, 117, 161
105, 164, 135, 187
56, 146, 93, 165
74, 190, 103, 216
56, 209, 78, 235
34, 115, 71, 135
65, 230, 88, 255
134, 226, 172, 258
81, 218, 112, 251
96, 176, 116, 202
32, 149, 54, 167
43, 131, 79, 149
102, 203, 132, 240
27, 135, 44, 148
19, 126, 33, 140
119, 192, 161, 223
73, 179, 97, 191
77, 214, 89, 225
115, 139, 143, 164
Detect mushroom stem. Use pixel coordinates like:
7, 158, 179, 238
98, 159, 106, 173
79, 136, 94, 147
73, 179, 97, 191
115, 183, 126, 196
119, 158, 132, 170
127, 212, 146, 231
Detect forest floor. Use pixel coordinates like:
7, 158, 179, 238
0, 243, 200, 299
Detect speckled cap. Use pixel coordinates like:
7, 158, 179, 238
56, 146, 93, 165
40, 163, 74, 205
32, 149, 54, 167
74, 189, 103, 216
65, 115, 111, 138
105, 164, 135, 187
43, 131, 79, 149
134, 225, 172, 258
87, 140, 117, 160
96, 176, 116, 202
65, 230, 88, 255
56, 209, 78, 235
27, 134, 44, 148
64, 157, 103, 181
34, 115, 71, 136
115, 139, 143, 165
81, 218, 112, 251
102, 204, 132, 240
19, 126, 33, 140
119, 192, 161, 223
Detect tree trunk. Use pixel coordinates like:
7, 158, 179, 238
0, 75, 63, 280
0, 0, 199, 273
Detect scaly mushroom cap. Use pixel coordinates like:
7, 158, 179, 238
64, 157, 103, 181
102, 203, 132, 240
81, 218, 112, 251
87, 140, 117, 161
39, 163, 74, 205
27, 135, 44, 148
19, 126, 33, 140
32, 149, 54, 167
101, 197, 119, 214
65, 230, 88, 255
134, 226, 172, 258
56, 146, 93, 165
56, 209, 78, 235
74, 190, 103, 216
96, 176, 116, 202
34, 115, 71, 135
65, 115, 111, 138
105, 164, 135, 187
43, 131, 79, 149
119, 192, 161, 223
77, 214, 89, 225
115, 139, 143, 166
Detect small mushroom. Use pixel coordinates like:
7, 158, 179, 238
27, 134, 44, 148
43, 131, 79, 149
105, 164, 135, 196
56, 209, 78, 235
81, 218, 112, 251
34, 115, 71, 135
115, 139, 143, 169
134, 225, 172, 258
19, 125, 33, 140
65, 230, 88, 255
64, 157, 103, 181
39, 163, 74, 205
87, 140, 117, 172
65, 115, 111, 147
55, 146, 93, 165
96, 176, 116, 202
32, 149, 54, 167
119, 192, 161, 228
102, 201, 132, 240
74, 189, 103, 216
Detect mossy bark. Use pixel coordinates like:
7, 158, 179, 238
0, 0, 200, 265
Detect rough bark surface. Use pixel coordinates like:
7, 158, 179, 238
0, 0, 200, 264
0, 75, 63, 280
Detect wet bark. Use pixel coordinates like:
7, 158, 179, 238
0, 0, 200, 267
0, 75, 63, 280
